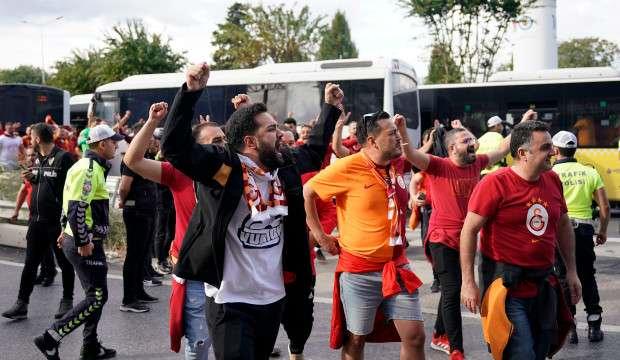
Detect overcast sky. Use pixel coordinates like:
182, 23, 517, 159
1, 0, 618, 81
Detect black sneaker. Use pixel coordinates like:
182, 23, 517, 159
588, 315, 604, 342
34, 272, 45, 285
568, 324, 578, 344
34, 332, 60, 360
80, 341, 117, 360
54, 298, 73, 319
430, 279, 441, 293
119, 302, 150, 313
143, 278, 162, 287
2, 299, 28, 320
315, 248, 326, 262
41, 275, 56, 287
270, 346, 282, 357
136, 293, 159, 303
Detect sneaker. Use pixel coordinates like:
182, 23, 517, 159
119, 302, 150, 313
288, 344, 305, 360
430, 279, 441, 293
34, 272, 45, 285
33, 332, 60, 360
149, 266, 164, 279
143, 278, 162, 287
80, 340, 117, 360
269, 346, 281, 357
568, 323, 578, 344
588, 314, 604, 342
136, 293, 159, 303
41, 271, 57, 287
54, 298, 73, 319
315, 247, 326, 262
430, 333, 450, 355
155, 261, 172, 275
450, 349, 465, 360
2, 299, 28, 320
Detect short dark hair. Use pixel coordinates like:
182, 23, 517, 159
301, 124, 313, 130
283, 118, 297, 126
226, 103, 268, 152
191, 122, 220, 139
443, 127, 468, 149
558, 147, 577, 157
510, 121, 550, 158
358, 111, 391, 146
30, 122, 54, 143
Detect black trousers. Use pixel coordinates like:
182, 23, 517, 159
40, 244, 57, 278
282, 278, 315, 354
18, 221, 74, 303
557, 223, 602, 316
430, 242, 463, 352
122, 209, 155, 304
207, 297, 284, 360
154, 206, 175, 263
50, 238, 108, 346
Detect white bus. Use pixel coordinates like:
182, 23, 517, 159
93, 58, 421, 145
69, 93, 93, 128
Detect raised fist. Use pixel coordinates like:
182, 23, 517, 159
186, 62, 210, 92
324, 83, 344, 107
393, 114, 407, 133
231, 94, 251, 110
149, 102, 169, 123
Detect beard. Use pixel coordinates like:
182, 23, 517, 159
458, 145, 477, 164
258, 139, 285, 170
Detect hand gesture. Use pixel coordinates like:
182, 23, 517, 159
521, 109, 537, 122
199, 114, 211, 123
148, 102, 168, 124
78, 242, 94, 257
186, 62, 210, 91
393, 114, 407, 134
231, 94, 251, 110
315, 232, 340, 256
461, 281, 481, 314
324, 83, 344, 107
451, 119, 463, 129
335, 111, 351, 130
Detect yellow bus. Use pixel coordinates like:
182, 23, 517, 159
419, 67, 620, 202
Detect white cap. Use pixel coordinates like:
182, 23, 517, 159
87, 124, 124, 144
487, 116, 503, 128
552, 131, 578, 148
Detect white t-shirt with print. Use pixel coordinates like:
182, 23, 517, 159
0, 134, 22, 166
205, 155, 286, 305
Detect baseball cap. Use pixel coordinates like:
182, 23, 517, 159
487, 116, 503, 128
87, 124, 124, 144
552, 131, 578, 148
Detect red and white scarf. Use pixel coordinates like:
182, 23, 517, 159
239, 154, 288, 221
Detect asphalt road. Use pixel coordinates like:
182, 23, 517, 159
1, 221, 620, 359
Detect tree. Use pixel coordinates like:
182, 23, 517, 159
211, 3, 325, 68
559, 37, 620, 68
252, 4, 326, 63
317, 11, 359, 60
48, 48, 104, 94
100, 19, 187, 82
0, 65, 47, 84
425, 43, 461, 84
211, 3, 262, 70
398, 0, 536, 82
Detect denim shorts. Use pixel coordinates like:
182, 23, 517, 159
339, 266, 424, 335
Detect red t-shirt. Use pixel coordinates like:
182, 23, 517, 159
468, 167, 567, 270
160, 161, 196, 259
425, 154, 489, 250
25, 181, 33, 208
342, 137, 361, 154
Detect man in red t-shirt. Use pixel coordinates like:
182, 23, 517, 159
124, 102, 225, 359
460, 121, 582, 359
396, 113, 535, 359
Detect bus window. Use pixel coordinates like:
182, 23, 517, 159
122, 89, 177, 123
325, 79, 384, 123
565, 88, 620, 148
285, 82, 322, 125
392, 73, 419, 130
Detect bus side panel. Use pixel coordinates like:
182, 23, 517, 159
63, 90, 70, 126
576, 148, 620, 202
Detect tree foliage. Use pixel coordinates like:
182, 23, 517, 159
48, 48, 104, 94
0, 65, 46, 85
398, 0, 536, 82
317, 11, 359, 60
211, 3, 325, 69
425, 43, 461, 84
558, 37, 619, 68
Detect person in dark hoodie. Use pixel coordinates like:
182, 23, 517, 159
161, 62, 341, 360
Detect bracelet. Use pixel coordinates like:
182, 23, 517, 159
400, 142, 409, 146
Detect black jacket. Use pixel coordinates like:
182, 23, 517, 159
162, 84, 340, 292
29, 146, 75, 223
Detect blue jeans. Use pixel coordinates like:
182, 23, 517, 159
184, 280, 211, 360
504, 297, 552, 360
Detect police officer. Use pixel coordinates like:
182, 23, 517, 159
476, 116, 505, 175
552, 130, 610, 343
34, 124, 122, 360
2, 123, 76, 321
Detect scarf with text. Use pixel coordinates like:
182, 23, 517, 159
239, 154, 288, 221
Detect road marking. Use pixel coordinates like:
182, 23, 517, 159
3, 258, 620, 333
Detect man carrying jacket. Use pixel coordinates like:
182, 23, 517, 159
33, 124, 122, 360
161, 62, 341, 360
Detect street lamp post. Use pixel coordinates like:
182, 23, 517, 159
21, 16, 63, 84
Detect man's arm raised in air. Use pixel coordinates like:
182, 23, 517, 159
161, 62, 228, 185
485, 109, 537, 165
394, 114, 430, 171
332, 109, 352, 158
124, 102, 168, 184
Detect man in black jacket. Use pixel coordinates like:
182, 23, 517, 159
2, 123, 76, 321
162, 62, 341, 360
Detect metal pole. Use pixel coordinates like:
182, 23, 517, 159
40, 30, 46, 84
